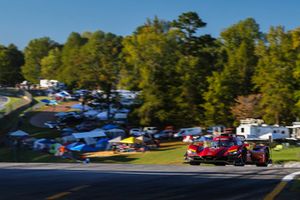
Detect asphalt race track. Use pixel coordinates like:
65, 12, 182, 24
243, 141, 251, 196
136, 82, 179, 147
0, 163, 299, 200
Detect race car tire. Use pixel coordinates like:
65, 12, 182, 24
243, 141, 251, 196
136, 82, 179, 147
256, 149, 270, 167
189, 161, 200, 166
234, 148, 247, 166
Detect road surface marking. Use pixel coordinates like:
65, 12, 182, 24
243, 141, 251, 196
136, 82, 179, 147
46, 185, 90, 200
69, 185, 90, 192
264, 171, 300, 200
46, 192, 71, 200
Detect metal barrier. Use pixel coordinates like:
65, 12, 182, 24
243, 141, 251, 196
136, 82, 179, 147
0, 88, 33, 119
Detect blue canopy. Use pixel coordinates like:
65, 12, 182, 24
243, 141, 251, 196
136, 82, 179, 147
101, 124, 119, 130
70, 144, 97, 152
95, 138, 109, 150
41, 99, 51, 104
66, 142, 83, 150
41, 99, 57, 105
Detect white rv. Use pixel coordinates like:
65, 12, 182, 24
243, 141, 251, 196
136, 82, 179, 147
236, 119, 289, 140
286, 122, 300, 139
40, 79, 65, 89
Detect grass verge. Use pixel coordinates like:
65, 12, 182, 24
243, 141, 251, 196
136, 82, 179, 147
271, 147, 300, 164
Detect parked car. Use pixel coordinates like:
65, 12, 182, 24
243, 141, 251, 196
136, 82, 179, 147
153, 130, 174, 139
44, 121, 64, 129
60, 127, 75, 136
76, 121, 98, 132
55, 111, 81, 119
174, 127, 202, 138
129, 128, 145, 137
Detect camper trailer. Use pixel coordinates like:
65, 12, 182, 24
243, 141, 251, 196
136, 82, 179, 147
236, 118, 289, 140
286, 122, 300, 140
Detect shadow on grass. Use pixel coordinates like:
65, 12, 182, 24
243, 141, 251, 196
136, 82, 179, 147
151, 147, 178, 152
90, 155, 138, 163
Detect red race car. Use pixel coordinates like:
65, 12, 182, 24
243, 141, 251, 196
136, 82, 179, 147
185, 135, 270, 167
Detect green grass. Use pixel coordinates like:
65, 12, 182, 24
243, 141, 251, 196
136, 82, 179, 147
90, 141, 188, 165
271, 147, 300, 164
0, 147, 74, 163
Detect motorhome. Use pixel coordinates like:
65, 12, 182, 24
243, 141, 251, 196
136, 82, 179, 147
40, 79, 65, 89
236, 118, 289, 140
286, 122, 300, 139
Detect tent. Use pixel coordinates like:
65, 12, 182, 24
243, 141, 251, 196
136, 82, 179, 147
102, 124, 119, 130
108, 136, 122, 143
69, 144, 97, 152
95, 138, 109, 150
97, 111, 109, 120
83, 110, 100, 118
136, 135, 152, 143
49, 143, 62, 154
71, 104, 92, 111
72, 129, 106, 139
41, 99, 58, 105
41, 99, 51, 104
66, 142, 84, 150
9, 130, 29, 137
105, 128, 126, 139
120, 137, 142, 144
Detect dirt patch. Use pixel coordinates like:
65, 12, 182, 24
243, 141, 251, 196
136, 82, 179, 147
29, 101, 79, 128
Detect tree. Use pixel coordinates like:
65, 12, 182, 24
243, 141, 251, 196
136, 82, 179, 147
171, 12, 219, 126
22, 37, 58, 83
40, 48, 62, 80
253, 26, 296, 124
122, 18, 180, 126
203, 18, 261, 126
231, 94, 262, 124
79, 31, 123, 119
58, 32, 87, 87
0, 44, 24, 86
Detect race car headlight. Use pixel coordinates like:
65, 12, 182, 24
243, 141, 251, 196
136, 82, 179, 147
228, 150, 238, 155
187, 150, 197, 155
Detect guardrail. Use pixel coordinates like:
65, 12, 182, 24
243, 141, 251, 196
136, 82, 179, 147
0, 88, 33, 136
0, 88, 33, 120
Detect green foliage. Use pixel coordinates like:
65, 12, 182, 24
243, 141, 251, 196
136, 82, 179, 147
0, 44, 24, 86
203, 18, 261, 126
7, 12, 300, 127
22, 37, 59, 83
253, 26, 296, 124
58, 32, 87, 87
40, 48, 62, 79
122, 18, 180, 126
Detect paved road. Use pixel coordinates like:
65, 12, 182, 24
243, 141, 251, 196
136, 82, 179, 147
0, 163, 299, 200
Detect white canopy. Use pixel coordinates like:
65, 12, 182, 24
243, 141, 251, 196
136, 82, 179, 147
72, 129, 106, 139
71, 104, 92, 111
9, 130, 29, 137
97, 111, 109, 120
108, 136, 122, 143
83, 110, 100, 118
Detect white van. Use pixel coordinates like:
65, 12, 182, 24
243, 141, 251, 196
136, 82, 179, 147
174, 127, 202, 138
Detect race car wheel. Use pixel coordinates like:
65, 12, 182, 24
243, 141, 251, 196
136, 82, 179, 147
256, 149, 270, 167
234, 148, 247, 166
189, 161, 200, 166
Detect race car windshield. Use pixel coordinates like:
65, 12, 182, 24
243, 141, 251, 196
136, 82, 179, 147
211, 140, 235, 147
